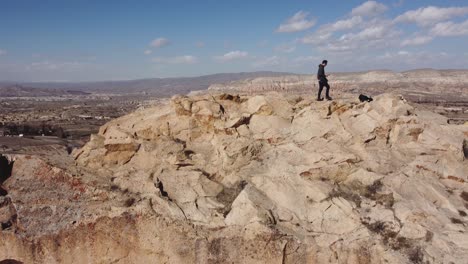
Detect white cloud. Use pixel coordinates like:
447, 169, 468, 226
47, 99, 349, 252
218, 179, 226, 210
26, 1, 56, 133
294, 2, 468, 71
153, 55, 198, 64
144, 49, 153, 55
329, 16, 364, 31
300, 3, 407, 54
252, 56, 280, 68
394, 6, 468, 26
401, 35, 433, 46
300, 3, 468, 56
351, 25, 391, 40
300, 16, 363, 45
215, 51, 248, 62
274, 43, 296, 53
195, 41, 205, 48
323, 22, 400, 52
351, 1, 388, 17
301, 32, 332, 45
276, 11, 316, 33
430, 19, 468, 36
0, 49, 6, 56
150, 37, 170, 48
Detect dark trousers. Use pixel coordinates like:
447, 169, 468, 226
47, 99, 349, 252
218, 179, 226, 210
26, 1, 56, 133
318, 80, 330, 99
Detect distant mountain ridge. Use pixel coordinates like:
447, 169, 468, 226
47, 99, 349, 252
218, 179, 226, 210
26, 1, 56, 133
2, 69, 467, 98
0, 84, 89, 97
0, 71, 293, 96
207, 69, 468, 101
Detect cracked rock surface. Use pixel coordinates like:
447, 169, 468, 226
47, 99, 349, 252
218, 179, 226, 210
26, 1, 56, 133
1, 92, 467, 263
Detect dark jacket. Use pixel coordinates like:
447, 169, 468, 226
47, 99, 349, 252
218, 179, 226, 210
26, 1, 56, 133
317, 64, 328, 82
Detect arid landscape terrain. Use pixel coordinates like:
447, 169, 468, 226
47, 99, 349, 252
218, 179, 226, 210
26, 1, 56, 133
0, 72, 289, 157
0, 69, 468, 263
209, 69, 468, 123
1, 70, 467, 157
3, 0, 468, 262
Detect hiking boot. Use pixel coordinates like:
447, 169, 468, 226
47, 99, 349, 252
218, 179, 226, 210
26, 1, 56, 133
326, 96, 333, 101
317, 98, 324, 101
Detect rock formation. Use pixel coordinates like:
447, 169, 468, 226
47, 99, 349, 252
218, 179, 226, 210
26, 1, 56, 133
1, 92, 467, 263
208, 70, 468, 101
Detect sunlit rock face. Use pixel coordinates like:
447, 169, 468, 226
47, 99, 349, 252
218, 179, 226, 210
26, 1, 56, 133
1, 92, 467, 263
208, 70, 468, 99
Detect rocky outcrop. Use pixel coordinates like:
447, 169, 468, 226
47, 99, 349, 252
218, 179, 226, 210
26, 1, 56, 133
208, 70, 468, 100
1, 92, 467, 263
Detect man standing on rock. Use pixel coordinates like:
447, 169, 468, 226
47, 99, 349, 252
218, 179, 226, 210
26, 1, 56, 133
317, 60, 332, 101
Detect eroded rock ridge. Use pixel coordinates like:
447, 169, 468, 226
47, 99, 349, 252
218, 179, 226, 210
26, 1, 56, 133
1, 92, 467, 263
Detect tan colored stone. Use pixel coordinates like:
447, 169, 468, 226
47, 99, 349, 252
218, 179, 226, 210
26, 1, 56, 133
3, 92, 468, 263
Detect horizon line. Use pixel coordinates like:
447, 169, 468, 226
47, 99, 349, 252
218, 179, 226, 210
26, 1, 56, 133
1, 67, 468, 83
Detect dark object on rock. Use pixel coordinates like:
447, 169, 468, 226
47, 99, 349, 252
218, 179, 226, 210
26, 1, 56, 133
359, 94, 373, 102
0, 155, 14, 185
0, 259, 24, 264
463, 139, 468, 159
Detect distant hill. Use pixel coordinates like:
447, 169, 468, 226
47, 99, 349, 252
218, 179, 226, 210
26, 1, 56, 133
3, 69, 467, 98
0, 71, 293, 96
207, 69, 468, 102
0, 85, 90, 97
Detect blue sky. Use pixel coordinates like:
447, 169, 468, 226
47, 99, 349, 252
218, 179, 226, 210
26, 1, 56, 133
1, 0, 468, 81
